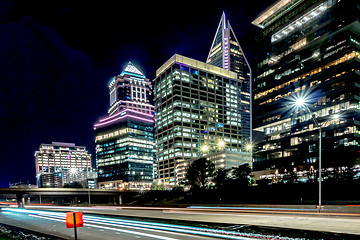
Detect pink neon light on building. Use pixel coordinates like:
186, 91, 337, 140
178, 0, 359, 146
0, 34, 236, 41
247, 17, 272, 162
94, 113, 154, 130
99, 108, 154, 123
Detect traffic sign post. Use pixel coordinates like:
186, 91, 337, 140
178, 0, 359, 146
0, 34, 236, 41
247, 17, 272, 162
66, 212, 83, 240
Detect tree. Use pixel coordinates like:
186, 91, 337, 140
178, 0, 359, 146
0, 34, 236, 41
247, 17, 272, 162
185, 158, 215, 190
151, 182, 165, 190
213, 168, 231, 189
230, 164, 252, 186
63, 181, 83, 188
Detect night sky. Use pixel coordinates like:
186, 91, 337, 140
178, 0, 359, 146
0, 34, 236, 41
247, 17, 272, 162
0, 0, 275, 187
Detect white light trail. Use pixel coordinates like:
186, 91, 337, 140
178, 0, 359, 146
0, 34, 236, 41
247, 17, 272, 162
3, 208, 255, 240
29, 214, 179, 240
3, 208, 277, 239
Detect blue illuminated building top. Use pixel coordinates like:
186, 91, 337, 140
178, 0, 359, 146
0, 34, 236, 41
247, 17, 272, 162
120, 62, 145, 79
223, 12, 228, 29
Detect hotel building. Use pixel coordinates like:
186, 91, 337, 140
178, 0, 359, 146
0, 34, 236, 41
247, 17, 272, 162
252, 0, 360, 183
34, 142, 93, 188
94, 62, 156, 189
154, 54, 252, 185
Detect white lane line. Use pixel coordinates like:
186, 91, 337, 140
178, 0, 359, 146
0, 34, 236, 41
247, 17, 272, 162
29, 214, 178, 240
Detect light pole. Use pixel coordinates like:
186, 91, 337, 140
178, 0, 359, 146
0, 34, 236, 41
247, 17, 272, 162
295, 98, 322, 211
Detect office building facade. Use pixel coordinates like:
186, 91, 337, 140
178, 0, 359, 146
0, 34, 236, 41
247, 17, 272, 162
207, 12, 252, 147
154, 54, 251, 185
34, 142, 93, 187
94, 62, 156, 188
252, 0, 360, 183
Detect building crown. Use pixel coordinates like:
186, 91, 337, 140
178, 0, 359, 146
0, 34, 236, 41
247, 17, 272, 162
120, 62, 145, 78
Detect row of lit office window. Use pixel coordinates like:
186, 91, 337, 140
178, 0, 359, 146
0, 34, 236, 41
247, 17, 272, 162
263, 101, 356, 137
255, 51, 359, 102
255, 36, 351, 85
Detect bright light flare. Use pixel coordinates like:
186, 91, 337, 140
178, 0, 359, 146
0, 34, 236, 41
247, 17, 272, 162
218, 141, 225, 148
295, 97, 306, 107
201, 145, 209, 152
332, 114, 340, 120
246, 144, 252, 151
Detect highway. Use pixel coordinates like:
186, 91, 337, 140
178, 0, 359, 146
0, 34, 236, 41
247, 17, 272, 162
1, 205, 360, 239
24, 205, 360, 235
0, 207, 256, 240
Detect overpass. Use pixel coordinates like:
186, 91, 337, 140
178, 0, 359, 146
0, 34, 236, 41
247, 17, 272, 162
0, 188, 137, 208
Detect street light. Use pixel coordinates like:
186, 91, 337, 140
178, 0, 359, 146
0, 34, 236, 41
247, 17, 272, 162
201, 140, 226, 155
201, 145, 209, 153
218, 140, 225, 149
295, 97, 322, 211
246, 144, 253, 151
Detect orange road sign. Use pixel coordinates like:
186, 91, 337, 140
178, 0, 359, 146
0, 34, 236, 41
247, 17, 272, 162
66, 212, 83, 228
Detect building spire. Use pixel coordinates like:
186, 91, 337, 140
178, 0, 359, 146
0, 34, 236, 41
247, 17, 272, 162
206, 13, 250, 71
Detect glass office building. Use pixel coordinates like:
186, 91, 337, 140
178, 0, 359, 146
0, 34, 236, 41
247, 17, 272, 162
94, 62, 156, 188
252, 0, 360, 183
206, 12, 252, 147
154, 54, 251, 185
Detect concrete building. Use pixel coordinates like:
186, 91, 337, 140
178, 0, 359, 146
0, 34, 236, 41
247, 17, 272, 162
94, 62, 156, 189
154, 54, 252, 185
252, 0, 360, 183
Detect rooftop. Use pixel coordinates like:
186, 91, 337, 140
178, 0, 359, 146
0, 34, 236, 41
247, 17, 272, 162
252, 0, 304, 28
156, 54, 237, 79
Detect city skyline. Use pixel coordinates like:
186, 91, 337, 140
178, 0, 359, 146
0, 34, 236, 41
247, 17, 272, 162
0, 0, 274, 187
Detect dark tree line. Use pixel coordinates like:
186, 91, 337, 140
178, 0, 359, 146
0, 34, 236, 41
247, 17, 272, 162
184, 158, 252, 190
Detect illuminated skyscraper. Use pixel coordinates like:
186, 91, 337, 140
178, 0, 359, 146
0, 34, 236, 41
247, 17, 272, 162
252, 0, 360, 183
108, 62, 154, 116
94, 62, 156, 189
207, 12, 252, 150
154, 54, 252, 185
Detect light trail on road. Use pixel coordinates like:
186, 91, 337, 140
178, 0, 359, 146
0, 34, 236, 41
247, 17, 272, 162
29, 214, 179, 240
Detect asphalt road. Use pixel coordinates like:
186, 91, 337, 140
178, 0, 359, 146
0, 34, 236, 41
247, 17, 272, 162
0, 208, 255, 240
23, 206, 360, 235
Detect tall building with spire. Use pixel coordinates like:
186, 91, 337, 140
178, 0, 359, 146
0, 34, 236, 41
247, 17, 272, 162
94, 62, 156, 189
206, 12, 252, 150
